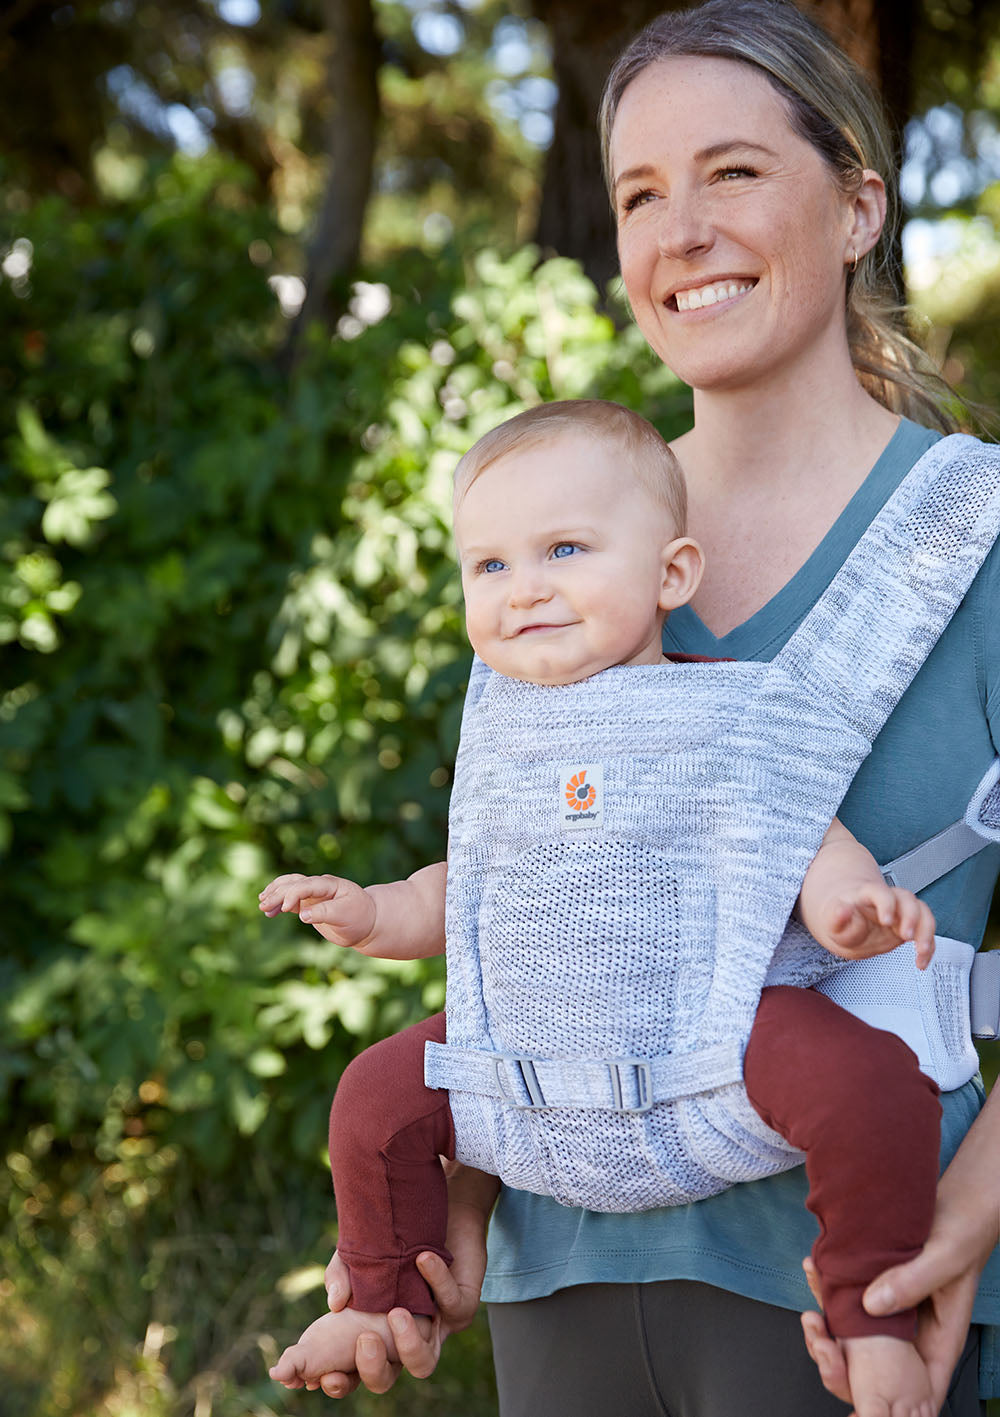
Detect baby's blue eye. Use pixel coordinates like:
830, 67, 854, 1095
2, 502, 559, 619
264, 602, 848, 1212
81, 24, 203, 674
483, 558, 506, 573
552, 543, 579, 559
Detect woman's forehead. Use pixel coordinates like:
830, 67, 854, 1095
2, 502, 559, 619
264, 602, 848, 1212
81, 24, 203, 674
609, 55, 793, 166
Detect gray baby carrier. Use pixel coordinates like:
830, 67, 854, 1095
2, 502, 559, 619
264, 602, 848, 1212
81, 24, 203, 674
424, 435, 1000, 1211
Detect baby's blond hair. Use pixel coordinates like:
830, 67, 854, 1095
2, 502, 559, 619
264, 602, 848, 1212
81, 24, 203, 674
453, 400, 687, 534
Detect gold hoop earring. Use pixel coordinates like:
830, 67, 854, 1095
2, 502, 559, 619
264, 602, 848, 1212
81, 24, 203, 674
850, 248, 859, 274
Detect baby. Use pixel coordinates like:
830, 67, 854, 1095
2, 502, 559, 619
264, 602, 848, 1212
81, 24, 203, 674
261, 401, 940, 1417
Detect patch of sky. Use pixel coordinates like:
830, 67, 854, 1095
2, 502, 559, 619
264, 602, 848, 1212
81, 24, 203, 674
105, 65, 212, 153
485, 73, 556, 148
491, 17, 533, 76
215, 0, 261, 26
165, 104, 211, 155
412, 10, 464, 55
903, 216, 963, 272
904, 213, 1000, 296
902, 103, 1000, 212
520, 110, 553, 147
216, 64, 255, 118
376, 158, 410, 194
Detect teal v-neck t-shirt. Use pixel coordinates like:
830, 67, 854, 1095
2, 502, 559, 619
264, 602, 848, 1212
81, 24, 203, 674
482, 419, 1000, 1388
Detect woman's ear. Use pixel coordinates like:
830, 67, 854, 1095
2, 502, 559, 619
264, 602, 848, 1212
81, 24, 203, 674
659, 537, 705, 612
848, 169, 887, 262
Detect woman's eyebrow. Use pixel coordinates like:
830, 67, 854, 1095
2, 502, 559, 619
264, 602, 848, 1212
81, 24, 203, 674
612, 163, 656, 192
694, 139, 777, 162
613, 140, 777, 190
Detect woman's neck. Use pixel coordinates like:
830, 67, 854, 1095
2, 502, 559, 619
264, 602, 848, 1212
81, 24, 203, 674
673, 373, 901, 638
683, 357, 898, 489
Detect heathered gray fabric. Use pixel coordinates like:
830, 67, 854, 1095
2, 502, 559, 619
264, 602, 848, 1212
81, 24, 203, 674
425, 434, 1000, 1212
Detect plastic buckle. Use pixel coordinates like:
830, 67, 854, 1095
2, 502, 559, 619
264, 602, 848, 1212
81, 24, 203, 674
495, 1056, 548, 1109
608, 1059, 653, 1113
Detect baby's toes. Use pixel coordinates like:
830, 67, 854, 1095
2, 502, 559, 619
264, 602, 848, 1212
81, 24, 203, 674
269, 1345, 305, 1386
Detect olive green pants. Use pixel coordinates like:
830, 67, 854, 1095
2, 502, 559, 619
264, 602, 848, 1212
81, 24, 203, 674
488, 1280, 983, 1417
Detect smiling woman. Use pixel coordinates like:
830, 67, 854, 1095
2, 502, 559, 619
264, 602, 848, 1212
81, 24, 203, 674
609, 57, 874, 400
305, 5, 1000, 1416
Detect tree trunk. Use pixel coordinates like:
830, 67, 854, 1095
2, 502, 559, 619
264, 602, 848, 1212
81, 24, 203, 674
285, 0, 380, 362
532, 0, 905, 296
529, 0, 667, 294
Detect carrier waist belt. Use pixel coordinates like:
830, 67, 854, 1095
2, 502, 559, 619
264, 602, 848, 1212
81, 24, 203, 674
425, 1039, 743, 1112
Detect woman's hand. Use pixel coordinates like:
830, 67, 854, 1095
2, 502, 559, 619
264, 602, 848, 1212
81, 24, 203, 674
313, 1163, 499, 1398
801, 1252, 979, 1414
313, 1249, 479, 1397
801, 1099, 1000, 1415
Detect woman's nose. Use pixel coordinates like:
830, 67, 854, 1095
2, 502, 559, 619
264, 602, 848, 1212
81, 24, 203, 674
656, 193, 715, 260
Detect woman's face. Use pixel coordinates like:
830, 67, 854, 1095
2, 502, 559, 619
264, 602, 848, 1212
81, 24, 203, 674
609, 56, 862, 394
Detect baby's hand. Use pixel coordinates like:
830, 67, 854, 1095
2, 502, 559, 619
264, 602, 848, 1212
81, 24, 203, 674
817, 882, 935, 971
258, 873, 376, 949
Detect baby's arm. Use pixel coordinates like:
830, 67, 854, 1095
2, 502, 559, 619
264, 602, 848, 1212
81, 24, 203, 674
798, 819, 935, 970
258, 861, 447, 959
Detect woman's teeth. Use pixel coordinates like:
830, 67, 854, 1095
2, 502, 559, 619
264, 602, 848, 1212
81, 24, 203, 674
675, 280, 754, 311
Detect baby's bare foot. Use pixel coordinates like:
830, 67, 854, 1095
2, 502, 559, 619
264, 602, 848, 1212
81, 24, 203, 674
269, 1307, 433, 1389
842, 1334, 936, 1417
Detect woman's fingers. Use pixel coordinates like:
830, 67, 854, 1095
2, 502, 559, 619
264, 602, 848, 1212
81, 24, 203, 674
862, 1239, 981, 1411
801, 1255, 822, 1308
416, 1250, 471, 1329
318, 1371, 360, 1398
801, 1261, 855, 1409
325, 1250, 351, 1312
387, 1308, 443, 1380
354, 1332, 404, 1392
863, 1243, 968, 1318
800, 1310, 853, 1406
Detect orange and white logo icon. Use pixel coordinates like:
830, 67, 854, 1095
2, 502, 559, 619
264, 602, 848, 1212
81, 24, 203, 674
565, 771, 596, 810
560, 763, 604, 831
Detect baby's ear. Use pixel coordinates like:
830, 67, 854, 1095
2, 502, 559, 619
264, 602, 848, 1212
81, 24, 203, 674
659, 537, 704, 612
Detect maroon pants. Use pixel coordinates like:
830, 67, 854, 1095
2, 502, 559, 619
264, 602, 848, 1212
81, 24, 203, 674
328, 987, 941, 1335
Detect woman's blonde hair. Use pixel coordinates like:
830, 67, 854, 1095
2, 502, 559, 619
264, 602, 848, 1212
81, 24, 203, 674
599, 0, 959, 432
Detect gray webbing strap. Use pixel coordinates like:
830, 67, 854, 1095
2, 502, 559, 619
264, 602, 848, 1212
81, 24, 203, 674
424, 1039, 744, 1110
881, 820, 993, 893
881, 758, 1000, 894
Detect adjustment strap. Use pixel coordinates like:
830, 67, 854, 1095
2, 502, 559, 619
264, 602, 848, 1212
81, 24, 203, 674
881, 820, 991, 893
424, 1039, 744, 1111
881, 758, 1000, 894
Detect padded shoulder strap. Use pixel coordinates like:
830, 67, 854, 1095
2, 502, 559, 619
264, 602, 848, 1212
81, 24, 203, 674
776, 435, 1000, 745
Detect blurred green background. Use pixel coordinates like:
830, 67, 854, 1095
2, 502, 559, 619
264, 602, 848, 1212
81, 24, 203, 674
4, 2, 1000, 1413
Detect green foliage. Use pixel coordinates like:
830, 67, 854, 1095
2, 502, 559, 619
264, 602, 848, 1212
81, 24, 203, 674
0, 156, 690, 1415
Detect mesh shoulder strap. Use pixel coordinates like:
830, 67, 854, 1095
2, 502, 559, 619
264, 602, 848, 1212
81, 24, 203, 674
775, 435, 1000, 745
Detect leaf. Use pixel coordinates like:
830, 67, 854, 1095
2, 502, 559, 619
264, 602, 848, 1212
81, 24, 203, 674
41, 467, 117, 546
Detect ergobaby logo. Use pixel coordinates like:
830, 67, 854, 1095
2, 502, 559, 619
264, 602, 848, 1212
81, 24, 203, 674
560, 764, 604, 831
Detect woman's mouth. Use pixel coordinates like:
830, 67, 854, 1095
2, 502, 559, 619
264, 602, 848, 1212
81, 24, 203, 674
669, 279, 756, 312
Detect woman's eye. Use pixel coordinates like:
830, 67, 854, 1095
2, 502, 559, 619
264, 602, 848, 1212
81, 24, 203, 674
620, 187, 656, 215
717, 165, 758, 181
552, 543, 580, 560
